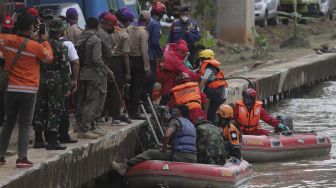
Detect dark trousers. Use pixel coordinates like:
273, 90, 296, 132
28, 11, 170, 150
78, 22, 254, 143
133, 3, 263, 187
127, 149, 197, 167
0, 91, 4, 126
105, 56, 125, 118
128, 56, 145, 115
205, 86, 226, 124
0, 91, 37, 159
143, 59, 157, 101
59, 97, 70, 140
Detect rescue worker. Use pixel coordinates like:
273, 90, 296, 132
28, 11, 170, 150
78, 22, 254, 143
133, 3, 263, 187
168, 72, 206, 124
75, 17, 114, 139
94, 13, 117, 124
198, 49, 228, 124
126, 11, 151, 119
217, 104, 241, 162
195, 118, 226, 165
235, 88, 291, 135
144, 2, 165, 103
112, 104, 197, 175
104, 8, 132, 125
33, 18, 72, 150
167, 6, 200, 64
157, 39, 200, 105
0, 16, 15, 127
64, 8, 83, 45
0, 13, 53, 167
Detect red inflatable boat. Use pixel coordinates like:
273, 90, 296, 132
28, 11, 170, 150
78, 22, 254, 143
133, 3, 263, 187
242, 132, 332, 162
124, 160, 252, 188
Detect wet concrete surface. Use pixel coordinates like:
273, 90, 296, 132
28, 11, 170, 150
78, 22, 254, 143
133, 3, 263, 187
240, 81, 336, 187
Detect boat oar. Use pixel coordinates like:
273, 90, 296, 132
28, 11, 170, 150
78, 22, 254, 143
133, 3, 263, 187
140, 101, 160, 146
146, 95, 164, 137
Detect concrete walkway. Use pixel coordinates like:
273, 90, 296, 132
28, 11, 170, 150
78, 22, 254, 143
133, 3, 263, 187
0, 121, 144, 188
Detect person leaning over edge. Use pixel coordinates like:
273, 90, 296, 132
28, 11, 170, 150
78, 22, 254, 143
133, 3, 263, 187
0, 13, 53, 168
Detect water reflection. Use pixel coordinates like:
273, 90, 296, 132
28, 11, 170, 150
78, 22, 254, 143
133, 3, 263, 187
244, 81, 336, 187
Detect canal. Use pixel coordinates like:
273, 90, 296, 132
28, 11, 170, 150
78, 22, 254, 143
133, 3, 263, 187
242, 81, 336, 187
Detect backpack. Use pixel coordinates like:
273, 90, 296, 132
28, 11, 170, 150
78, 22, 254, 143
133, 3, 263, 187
76, 35, 92, 66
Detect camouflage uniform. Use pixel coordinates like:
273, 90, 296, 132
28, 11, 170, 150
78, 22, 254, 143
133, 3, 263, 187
195, 119, 227, 165
33, 22, 72, 133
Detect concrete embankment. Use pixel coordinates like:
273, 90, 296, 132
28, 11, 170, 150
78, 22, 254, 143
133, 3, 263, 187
1, 52, 336, 188
0, 121, 144, 188
225, 53, 336, 104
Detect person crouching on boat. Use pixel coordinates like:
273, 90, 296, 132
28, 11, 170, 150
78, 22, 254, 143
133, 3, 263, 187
195, 118, 227, 165
168, 72, 207, 124
234, 88, 290, 135
217, 104, 241, 163
112, 104, 197, 175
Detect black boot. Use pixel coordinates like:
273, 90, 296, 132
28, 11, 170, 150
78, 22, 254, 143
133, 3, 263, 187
33, 131, 45, 149
45, 132, 67, 150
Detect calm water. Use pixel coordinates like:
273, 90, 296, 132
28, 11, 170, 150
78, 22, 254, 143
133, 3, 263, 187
241, 81, 336, 188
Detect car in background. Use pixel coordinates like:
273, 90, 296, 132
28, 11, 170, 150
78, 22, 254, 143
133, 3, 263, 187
279, 0, 321, 17
320, 0, 336, 20
255, 0, 280, 27
38, 3, 86, 29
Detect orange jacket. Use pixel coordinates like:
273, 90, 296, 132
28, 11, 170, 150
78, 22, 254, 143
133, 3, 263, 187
199, 59, 228, 89
171, 82, 202, 110
235, 99, 263, 133
0, 34, 53, 93
223, 121, 241, 145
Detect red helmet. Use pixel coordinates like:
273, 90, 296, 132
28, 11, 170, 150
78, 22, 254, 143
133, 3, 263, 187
151, 2, 166, 15
243, 88, 257, 99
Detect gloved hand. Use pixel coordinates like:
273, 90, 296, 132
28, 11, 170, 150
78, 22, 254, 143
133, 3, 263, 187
225, 157, 241, 166
278, 123, 291, 132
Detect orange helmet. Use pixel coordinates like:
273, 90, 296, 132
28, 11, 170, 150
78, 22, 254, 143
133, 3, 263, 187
217, 104, 233, 118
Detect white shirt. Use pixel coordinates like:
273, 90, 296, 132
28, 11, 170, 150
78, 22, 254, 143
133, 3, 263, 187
62, 40, 79, 62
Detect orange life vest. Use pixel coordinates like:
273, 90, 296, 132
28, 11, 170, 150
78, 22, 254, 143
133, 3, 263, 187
199, 59, 228, 89
171, 82, 202, 110
223, 121, 241, 145
235, 99, 263, 133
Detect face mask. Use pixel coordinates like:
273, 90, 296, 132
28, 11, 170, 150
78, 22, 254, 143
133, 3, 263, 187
181, 16, 190, 23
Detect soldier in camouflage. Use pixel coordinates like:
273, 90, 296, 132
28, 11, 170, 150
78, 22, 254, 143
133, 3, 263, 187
195, 118, 227, 165
33, 18, 72, 150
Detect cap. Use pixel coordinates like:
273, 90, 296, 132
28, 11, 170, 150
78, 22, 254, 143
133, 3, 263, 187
99, 11, 110, 20
101, 13, 117, 26
139, 11, 151, 20
49, 17, 67, 32
66, 8, 78, 20
1, 16, 14, 29
27, 7, 39, 17
116, 7, 134, 22
180, 6, 191, 13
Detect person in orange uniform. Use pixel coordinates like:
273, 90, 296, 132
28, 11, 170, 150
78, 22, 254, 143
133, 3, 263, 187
0, 13, 53, 168
217, 104, 241, 163
198, 49, 228, 124
234, 88, 290, 135
168, 72, 207, 124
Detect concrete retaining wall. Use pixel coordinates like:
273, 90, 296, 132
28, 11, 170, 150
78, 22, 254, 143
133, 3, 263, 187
225, 53, 336, 104
0, 122, 144, 188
